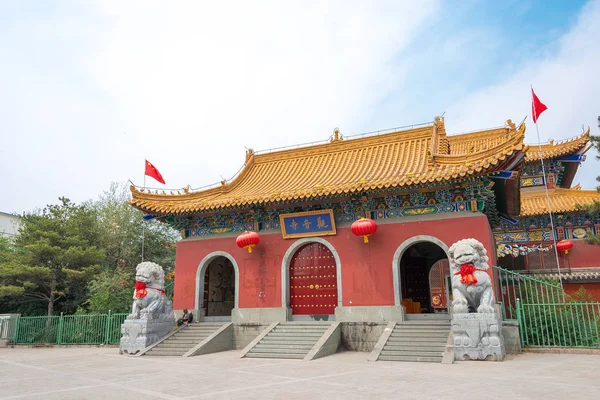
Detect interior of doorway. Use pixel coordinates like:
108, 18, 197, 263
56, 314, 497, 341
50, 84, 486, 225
202, 256, 235, 321
400, 241, 448, 316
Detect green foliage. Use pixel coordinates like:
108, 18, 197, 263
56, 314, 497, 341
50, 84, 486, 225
568, 286, 598, 302
517, 282, 600, 348
81, 269, 134, 314
0, 198, 104, 316
94, 182, 178, 273
0, 182, 179, 316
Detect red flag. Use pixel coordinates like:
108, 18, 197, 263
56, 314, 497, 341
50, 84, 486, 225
531, 88, 547, 123
144, 160, 165, 184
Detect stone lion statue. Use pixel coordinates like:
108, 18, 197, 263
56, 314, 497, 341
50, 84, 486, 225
449, 239, 495, 314
127, 261, 173, 320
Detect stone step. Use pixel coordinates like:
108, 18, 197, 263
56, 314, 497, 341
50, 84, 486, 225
163, 336, 205, 343
378, 355, 442, 363
267, 332, 324, 338
177, 327, 216, 331
179, 328, 219, 332
390, 331, 449, 337
271, 328, 328, 334
245, 352, 305, 359
157, 343, 197, 349
260, 339, 320, 345
146, 349, 188, 356
254, 343, 314, 350
383, 344, 446, 352
386, 338, 447, 347
249, 347, 308, 355
394, 326, 450, 331
173, 332, 212, 337
381, 349, 444, 357
388, 335, 448, 342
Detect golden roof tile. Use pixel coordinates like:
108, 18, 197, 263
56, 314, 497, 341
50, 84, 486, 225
524, 127, 590, 162
520, 187, 600, 217
130, 118, 526, 215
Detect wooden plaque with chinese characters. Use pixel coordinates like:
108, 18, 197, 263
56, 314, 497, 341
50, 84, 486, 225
279, 210, 336, 239
289, 242, 337, 315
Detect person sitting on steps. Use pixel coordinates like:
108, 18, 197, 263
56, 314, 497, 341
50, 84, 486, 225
177, 308, 193, 326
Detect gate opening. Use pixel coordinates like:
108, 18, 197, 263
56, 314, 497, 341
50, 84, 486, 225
400, 242, 448, 314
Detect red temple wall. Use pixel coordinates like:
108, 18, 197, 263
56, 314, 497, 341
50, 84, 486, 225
559, 240, 600, 269
564, 283, 600, 302
172, 213, 496, 310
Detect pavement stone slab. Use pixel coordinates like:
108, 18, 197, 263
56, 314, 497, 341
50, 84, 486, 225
1, 348, 599, 399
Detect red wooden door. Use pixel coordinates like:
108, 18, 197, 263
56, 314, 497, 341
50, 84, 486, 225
289, 243, 337, 315
429, 259, 450, 309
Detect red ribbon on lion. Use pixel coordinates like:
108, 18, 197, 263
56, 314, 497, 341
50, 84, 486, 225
135, 281, 147, 298
454, 264, 486, 285
134, 281, 166, 298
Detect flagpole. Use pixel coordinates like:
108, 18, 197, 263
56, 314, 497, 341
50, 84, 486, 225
142, 168, 146, 263
531, 85, 563, 291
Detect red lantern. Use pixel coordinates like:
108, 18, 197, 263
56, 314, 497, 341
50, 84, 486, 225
351, 217, 378, 243
556, 240, 574, 255
236, 231, 260, 253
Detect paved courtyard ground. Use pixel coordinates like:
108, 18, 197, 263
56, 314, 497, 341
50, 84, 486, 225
1, 348, 599, 400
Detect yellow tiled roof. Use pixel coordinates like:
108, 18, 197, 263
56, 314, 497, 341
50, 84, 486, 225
520, 187, 600, 217
524, 127, 590, 162
130, 117, 527, 215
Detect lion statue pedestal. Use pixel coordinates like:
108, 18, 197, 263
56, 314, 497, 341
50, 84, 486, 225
119, 262, 176, 354
449, 239, 505, 361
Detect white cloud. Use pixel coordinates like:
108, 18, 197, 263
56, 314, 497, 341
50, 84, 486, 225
445, 0, 600, 189
1, 1, 440, 213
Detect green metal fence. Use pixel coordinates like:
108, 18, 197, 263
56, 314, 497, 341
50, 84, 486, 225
13, 312, 128, 345
165, 280, 174, 300
493, 265, 600, 348
10, 280, 174, 346
517, 300, 600, 348
493, 265, 564, 320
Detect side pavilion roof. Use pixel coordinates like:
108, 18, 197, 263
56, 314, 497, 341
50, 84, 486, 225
523, 127, 590, 162
520, 187, 600, 217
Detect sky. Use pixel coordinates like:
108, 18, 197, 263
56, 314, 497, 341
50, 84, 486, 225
1, 0, 599, 214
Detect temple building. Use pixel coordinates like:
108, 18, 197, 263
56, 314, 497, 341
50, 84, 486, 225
130, 117, 600, 324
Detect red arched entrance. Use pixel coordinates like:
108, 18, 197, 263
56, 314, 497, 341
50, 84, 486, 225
289, 242, 337, 315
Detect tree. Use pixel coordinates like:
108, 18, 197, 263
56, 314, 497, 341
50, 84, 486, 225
94, 182, 178, 273
82, 269, 133, 314
580, 118, 600, 245
0, 198, 104, 316
77, 182, 178, 314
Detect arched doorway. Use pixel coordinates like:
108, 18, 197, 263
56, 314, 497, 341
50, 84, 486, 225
289, 242, 338, 317
399, 241, 448, 315
195, 251, 239, 321
203, 256, 235, 318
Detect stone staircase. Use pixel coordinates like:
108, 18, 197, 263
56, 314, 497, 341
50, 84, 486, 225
245, 322, 331, 359
144, 323, 224, 357
378, 321, 450, 363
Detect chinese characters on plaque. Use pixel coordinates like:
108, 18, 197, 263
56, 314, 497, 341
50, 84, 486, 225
279, 210, 337, 239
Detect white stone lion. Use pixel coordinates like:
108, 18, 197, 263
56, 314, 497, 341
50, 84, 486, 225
127, 261, 172, 320
449, 239, 495, 314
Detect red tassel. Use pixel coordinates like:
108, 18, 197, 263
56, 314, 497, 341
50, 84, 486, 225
135, 281, 146, 290
455, 263, 479, 285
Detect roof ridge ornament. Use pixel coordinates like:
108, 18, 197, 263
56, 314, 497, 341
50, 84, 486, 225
505, 119, 516, 132
330, 127, 343, 142
245, 148, 254, 163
